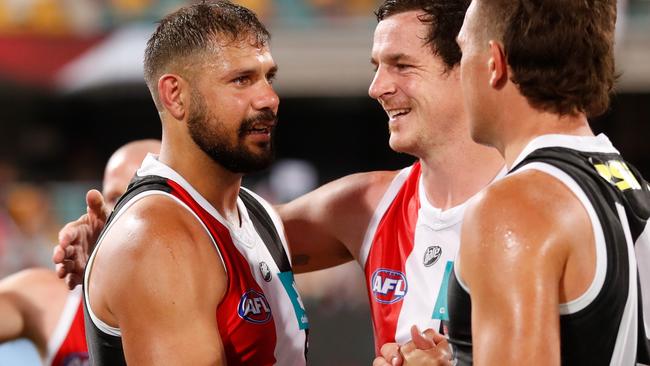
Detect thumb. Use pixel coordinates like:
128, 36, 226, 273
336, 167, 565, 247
86, 189, 109, 220
410, 325, 435, 350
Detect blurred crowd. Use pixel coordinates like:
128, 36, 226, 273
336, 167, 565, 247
0, 161, 91, 277
0, 0, 380, 36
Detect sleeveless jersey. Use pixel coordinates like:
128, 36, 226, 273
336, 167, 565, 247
83, 155, 308, 365
447, 134, 650, 365
46, 286, 89, 366
359, 162, 504, 353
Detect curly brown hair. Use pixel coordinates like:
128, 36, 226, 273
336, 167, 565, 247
476, 0, 616, 117
375, 0, 471, 73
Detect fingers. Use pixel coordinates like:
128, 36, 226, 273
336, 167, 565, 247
56, 260, 84, 289
86, 189, 109, 220
52, 244, 65, 264
58, 219, 83, 248
410, 325, 435, 350
380, 343, 403, 366
373, 357, 393, 366
53, 236, 79, 264
418, 327, 451, 360
65, 273, 84, 290
422, 328, 447, 345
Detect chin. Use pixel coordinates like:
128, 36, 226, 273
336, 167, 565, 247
388, 136, 415, 156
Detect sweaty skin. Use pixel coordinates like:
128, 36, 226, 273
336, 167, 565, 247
55, 9, 503, 364
460, 170, 595, 366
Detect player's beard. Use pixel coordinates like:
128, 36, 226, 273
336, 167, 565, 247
187, 90, 276, 174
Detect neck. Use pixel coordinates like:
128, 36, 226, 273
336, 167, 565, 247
499, 110, 593, 169
159, 131, 243, 226
418, 135, 504, 210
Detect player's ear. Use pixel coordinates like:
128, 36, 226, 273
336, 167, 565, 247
158, 74, 187, 120
488, 40, 508, 89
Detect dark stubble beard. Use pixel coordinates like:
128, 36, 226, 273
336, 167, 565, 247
187, 90, 277, 174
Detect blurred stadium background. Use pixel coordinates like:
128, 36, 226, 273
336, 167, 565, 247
0, 0, 648, 364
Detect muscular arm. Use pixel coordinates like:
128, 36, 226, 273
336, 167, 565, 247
276, 170, 398, 273
88, 196, 227, 365
0, 269, 69, 357
460, 171, 595, 366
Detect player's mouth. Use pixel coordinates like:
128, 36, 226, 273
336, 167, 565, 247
247, 122, 274, 135
243, 120, 276, 144
386, 108, 411, 120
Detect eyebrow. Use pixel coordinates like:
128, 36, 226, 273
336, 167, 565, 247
370, 53, 417, 66
225, 64, 279, 80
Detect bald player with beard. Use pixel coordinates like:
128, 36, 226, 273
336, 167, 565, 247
0, 139, 160, 366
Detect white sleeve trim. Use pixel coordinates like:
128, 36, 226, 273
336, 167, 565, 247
608, 203, 639, 366
45, 286, 83, 365
635, 221, 650, 337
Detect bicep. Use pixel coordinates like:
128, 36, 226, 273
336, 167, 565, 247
119, 298, 224, 365
0, 292, 23, 342
278, 171, 394, 273
112, 259, 226, 366
0, 270, 58, 345
278, 186, 356, 273
98, 201, 228, 365
461, 196, 564, 366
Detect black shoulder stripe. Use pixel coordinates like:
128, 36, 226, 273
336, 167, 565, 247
239, 189, 291, 273
94, 175, 171, 253
84, 175, 171, 366
112, 175, 171, 213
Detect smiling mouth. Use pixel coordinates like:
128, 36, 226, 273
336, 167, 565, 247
248, 126, 272, 134
386, 108, 411, 119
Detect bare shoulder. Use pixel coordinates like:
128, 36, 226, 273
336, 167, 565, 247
340, 169, 402, 207
90, 193, 225, 306
466, 169, 587, 228
461, 170, 590, 283
87, 194, 227, 364
99, 193, 212, 258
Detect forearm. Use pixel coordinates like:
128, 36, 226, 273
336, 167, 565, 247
0, 294, 24, 342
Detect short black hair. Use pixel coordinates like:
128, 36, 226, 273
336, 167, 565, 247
375, 0, 470, 72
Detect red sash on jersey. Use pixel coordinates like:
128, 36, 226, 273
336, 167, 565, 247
166, 179, 278, 365
364, 162, 421, 353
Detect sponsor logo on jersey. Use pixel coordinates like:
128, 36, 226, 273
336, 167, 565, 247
259, 261, 272, 282
371, 268, 408, 304
237, 289, 272, 324
592, 159, 642, 192
62, 353, 89, 366
423, 245, 442, 267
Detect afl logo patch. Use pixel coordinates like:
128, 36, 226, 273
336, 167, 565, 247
371, 268, 408, 304
259, 261, 272, 282
237, 289, 272, 324
423, 246, 442, 267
